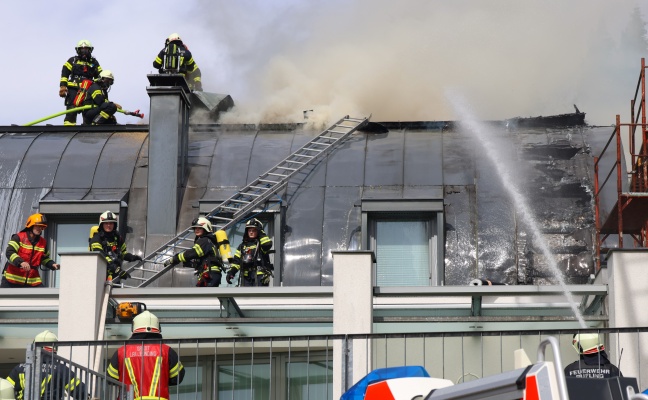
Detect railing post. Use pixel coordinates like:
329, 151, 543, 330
616, 115, 624, 248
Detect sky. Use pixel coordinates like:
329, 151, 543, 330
2, 0, 648, 127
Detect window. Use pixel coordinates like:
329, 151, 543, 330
362, 200, 444, 286
224, 215, 277, 286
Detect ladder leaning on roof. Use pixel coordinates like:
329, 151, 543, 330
119, 115, 370, 288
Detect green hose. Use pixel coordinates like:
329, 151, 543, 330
23, 106, 92, 126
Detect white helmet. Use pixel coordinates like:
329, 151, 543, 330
99, 210, 118, 229
99, 69, 114, 80
572, 333, 604, 355
132, 311, 161, 334
76, 39, 93, 49
0, 378, 14, 400
167, 33, 182, 43
34, 330, 58, 352
191, 217, 213, 233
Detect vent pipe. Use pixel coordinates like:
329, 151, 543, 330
145, 74, 191, 251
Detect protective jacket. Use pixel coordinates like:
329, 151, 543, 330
90, 230, 139, 279
2, 231, 56, 286
82, 81, 117, 125
230, 231, 273, 285
153, 41, 202, 90
7, 354, 86, 400
564, 351, 622, 379
60, 56, 102, 90
171, 233, 224, 287
107, 333, 184, 400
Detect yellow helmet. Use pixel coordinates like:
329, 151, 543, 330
25, 213, 47, 229
132, 311, 161, 334
76, 39, 93, 49
572, 333, 604, 355
0, 378, 15, 400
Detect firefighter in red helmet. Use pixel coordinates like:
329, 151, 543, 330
1, 213, 60, 288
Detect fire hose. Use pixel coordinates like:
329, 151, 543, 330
23, 105, 144, 126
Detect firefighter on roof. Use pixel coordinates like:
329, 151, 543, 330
60, 39, 102, 126
107, 311, 185, 400
7, 330, 87, 400
564, 333, 622, 379
227, 218, 274, 287
1, 213, 59, 288
82, 69, 122, 125
163, 217, 231, 287
153, 33, 203, 91
89, 211, 142, 281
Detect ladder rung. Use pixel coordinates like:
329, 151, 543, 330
229, 199, 252, 204
315, 136, 339, 141
134, 267, 160, 274
302, 147, 323, 152
290, 154, 315, 159
126, 276, 147, 281
266, 172, 290, 177
309, 142, 331, 147
258, 179, 280, 184
276, 166, 298, 171
250, 185, 271, 191
327, 129, 349, 134
211, 216, 233, 221
283, 160, 306, 165
236, 192, 261, 197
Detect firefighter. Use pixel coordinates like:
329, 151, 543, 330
1, 213, 59, 288
82, 70, 122, 125
107, 311, 185, 399
153, 33, 203, 91
60, 39, 102, 126
564, 333, 622, 379
7, 330, 87, 400
227, 218, 273, 287
163, 217, 227, 287
89, 211, 142, 281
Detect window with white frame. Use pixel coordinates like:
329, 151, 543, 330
362, 200, 444, 287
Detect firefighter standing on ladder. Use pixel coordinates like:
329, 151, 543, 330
153, 33, 203, 91
227, 218, 274, 287
59, 39, 102, 126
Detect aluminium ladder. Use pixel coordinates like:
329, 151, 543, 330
120, 115, 369, 288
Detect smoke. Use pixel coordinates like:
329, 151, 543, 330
196, 0, 648, 125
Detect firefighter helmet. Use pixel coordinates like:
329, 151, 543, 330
98, 69, 114, 88
75, 39, 93, 58
167, 33, 182, 43
99, 211, 118, 229
191, 217, 213, 233
0, 378, 14, 400
25, 213, 47, 229
34, 330, 58, 352
572, 333, 604, 355
132, 311, 161, 334
245, 218, 263, 231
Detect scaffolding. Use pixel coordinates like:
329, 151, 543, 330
595, 58, 648, 269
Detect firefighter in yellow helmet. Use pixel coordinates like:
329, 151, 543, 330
153, 33, 203, 91
60, 39, 102, 126
227, 218, 274, 287
89, 211, 142, 281
107, 311, 185, 399
564, 333, 622, 379
1, 214, 60, 288
163, 217, 230, 286
7, 330, 87, 399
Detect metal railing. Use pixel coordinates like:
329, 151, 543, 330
20, 327, 648, 399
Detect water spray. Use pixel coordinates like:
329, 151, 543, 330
446, 90, 587, 329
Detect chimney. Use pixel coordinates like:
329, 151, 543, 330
145, 74, 191, 252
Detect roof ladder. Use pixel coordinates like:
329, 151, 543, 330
120, 115, 369, 288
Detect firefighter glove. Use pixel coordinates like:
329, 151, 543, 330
226, 270, 236, 284
114, 103, 122, 110
59, 86, 67, 98
124, 254, 142, 262
164, 257, 178, 268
